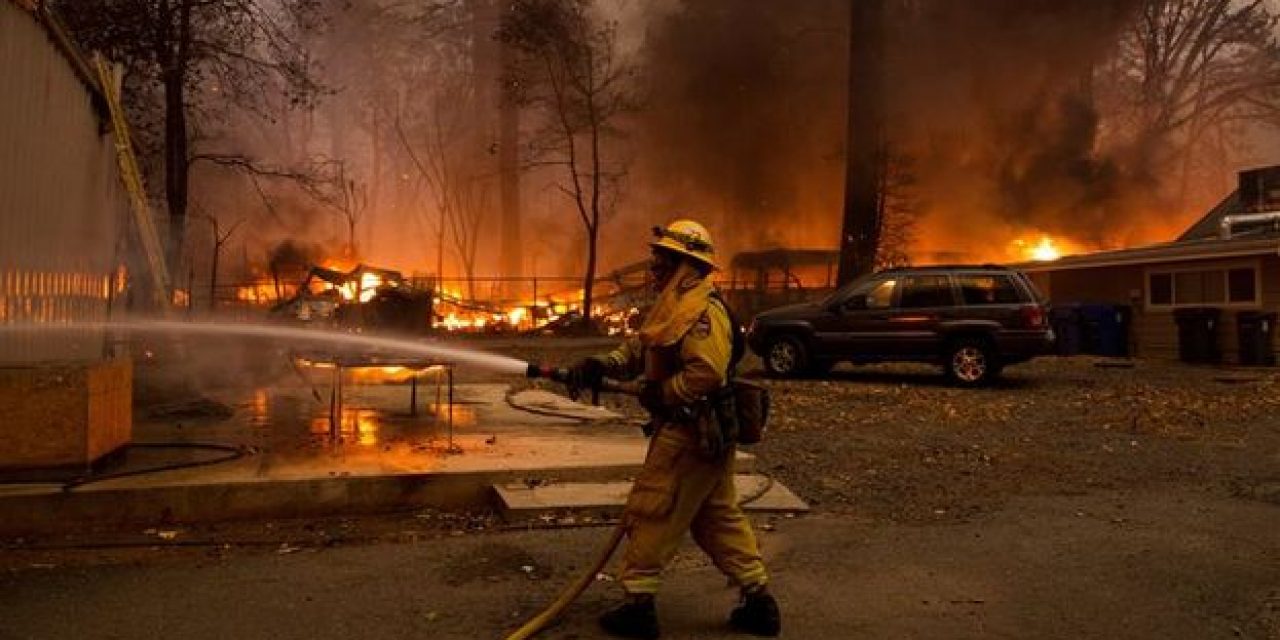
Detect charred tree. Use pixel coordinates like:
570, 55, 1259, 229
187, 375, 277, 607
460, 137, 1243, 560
474, 0, 524, 295
500, 0, 638, 330
198, 211, 243, 311
1098, 0, 1280, 211
837, 0, 887, 285
54, 0, 320, 275
499, 43, 524, 293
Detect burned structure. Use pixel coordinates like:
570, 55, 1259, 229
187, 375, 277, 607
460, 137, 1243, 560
273, 264, 432, 334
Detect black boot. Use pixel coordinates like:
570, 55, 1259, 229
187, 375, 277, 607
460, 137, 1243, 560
599, 594, 660, 639
729, 587, 781, 637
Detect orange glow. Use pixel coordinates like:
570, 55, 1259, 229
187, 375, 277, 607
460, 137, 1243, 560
1018, 235, 1063, 261
236, 282, 282, 303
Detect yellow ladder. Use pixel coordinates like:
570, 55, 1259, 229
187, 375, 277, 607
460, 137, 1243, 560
93, 55, 172, 309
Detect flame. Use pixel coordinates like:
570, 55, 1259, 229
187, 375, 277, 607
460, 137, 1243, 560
507, 307, 527, 326
1028, 236, 1061, 261
236, 282, 280, 303
332, 271, 387, 303
1010, 234, 1077, 263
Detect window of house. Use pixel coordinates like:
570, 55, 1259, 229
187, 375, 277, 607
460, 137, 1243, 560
1228, 268, 1257, 303
955, 274, 1021, 305
899, 275, 955, 308
1173, 271, 1211, 304
1150, 273, 1173, 305
1148, 265, 1258, 309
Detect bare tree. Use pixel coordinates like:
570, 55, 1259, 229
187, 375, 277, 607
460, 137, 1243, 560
500, 0, 638, 328
395, 86, 493, 301
874, 151, 920, 270
325, 163, 369, 260
1098, 0, 1280, 205
197, 210, 244, 310
54, 0, 321, 271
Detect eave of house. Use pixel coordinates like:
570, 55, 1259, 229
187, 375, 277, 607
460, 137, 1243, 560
1012, 236, 1280, 273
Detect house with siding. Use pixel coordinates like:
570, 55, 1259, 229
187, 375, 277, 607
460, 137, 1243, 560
1018, 166, 1280, 363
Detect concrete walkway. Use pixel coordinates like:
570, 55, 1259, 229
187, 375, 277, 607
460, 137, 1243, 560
0, 382, 771, 534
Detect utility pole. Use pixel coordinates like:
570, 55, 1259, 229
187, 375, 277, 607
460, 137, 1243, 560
836, 0, 886, 286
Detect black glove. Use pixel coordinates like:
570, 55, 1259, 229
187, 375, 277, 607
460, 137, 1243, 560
568, 355, 608, 392
638, 380, 666, 416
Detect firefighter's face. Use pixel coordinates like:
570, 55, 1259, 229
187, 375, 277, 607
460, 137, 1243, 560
650, 248, 680, 291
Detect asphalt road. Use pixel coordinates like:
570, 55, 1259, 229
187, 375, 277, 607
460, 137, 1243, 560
2, 487, 1277, 640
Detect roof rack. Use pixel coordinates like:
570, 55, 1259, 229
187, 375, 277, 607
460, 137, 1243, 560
881, 263, 1012, 272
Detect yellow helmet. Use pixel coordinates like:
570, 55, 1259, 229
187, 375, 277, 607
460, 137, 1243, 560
650, 219, 718, 270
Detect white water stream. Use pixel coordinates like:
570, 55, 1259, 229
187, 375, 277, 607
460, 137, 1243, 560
0, 319, 531, 374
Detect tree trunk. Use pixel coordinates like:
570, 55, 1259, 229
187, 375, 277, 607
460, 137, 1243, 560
837, 0, 886, 286
162, 0, 193, 275
499, 46, 523, 293
368, 105, 382, 255
582, 222, 597, 334
209, 242, 220, 311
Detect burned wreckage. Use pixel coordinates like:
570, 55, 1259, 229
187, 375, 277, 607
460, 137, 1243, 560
272, 264, 432, 333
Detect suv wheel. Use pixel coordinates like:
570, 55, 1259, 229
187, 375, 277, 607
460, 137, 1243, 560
764, 335, 809, 377
945, 339, 998, 386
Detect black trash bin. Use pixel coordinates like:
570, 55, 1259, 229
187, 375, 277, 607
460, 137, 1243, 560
1050, 305, 1083, 355
1236, 311, 1277, 366
1173, 307, 1222, 364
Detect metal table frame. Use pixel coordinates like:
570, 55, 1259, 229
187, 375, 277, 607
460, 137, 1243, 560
292, 352, 458, 452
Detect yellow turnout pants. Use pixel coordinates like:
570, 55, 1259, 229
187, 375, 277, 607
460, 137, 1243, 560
619, 423, 768, 595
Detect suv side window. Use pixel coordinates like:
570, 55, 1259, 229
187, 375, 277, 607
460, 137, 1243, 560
863, 278, 898, 309
899, 274, 955, 308
955, 273, 1022, 305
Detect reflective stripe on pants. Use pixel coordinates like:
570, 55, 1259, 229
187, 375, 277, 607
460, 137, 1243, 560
619, 425, 768, 594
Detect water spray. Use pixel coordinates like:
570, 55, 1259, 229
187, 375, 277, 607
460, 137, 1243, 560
0, 319, 531, 374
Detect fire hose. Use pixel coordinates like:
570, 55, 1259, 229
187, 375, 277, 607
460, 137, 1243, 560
505, 364, 773, 640
501, 363, 633, 640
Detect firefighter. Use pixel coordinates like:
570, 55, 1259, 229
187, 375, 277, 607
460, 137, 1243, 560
569, 219, 781, 639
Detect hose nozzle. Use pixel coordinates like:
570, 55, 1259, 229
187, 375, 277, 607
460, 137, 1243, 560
526, 362, 572, 384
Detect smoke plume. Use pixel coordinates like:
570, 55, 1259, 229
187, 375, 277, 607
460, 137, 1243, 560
628, 0, 1226, 265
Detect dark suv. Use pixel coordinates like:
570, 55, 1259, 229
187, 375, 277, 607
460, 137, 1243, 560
746, 265, 1054, 385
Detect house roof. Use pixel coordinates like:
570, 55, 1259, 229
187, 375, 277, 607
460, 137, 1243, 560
1177, 191, 1241, 241
1014, 235, 1279, 273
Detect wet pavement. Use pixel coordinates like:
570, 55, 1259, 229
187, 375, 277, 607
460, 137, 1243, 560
0, 346, 764, 533
134, 379, 648, 484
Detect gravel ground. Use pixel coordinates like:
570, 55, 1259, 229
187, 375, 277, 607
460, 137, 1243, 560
753, 357, 1280, 524
464, 339, 1280, 525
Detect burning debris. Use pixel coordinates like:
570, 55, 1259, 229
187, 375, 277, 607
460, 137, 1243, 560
273, 264, 432, 334
257, 259, 644, 337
